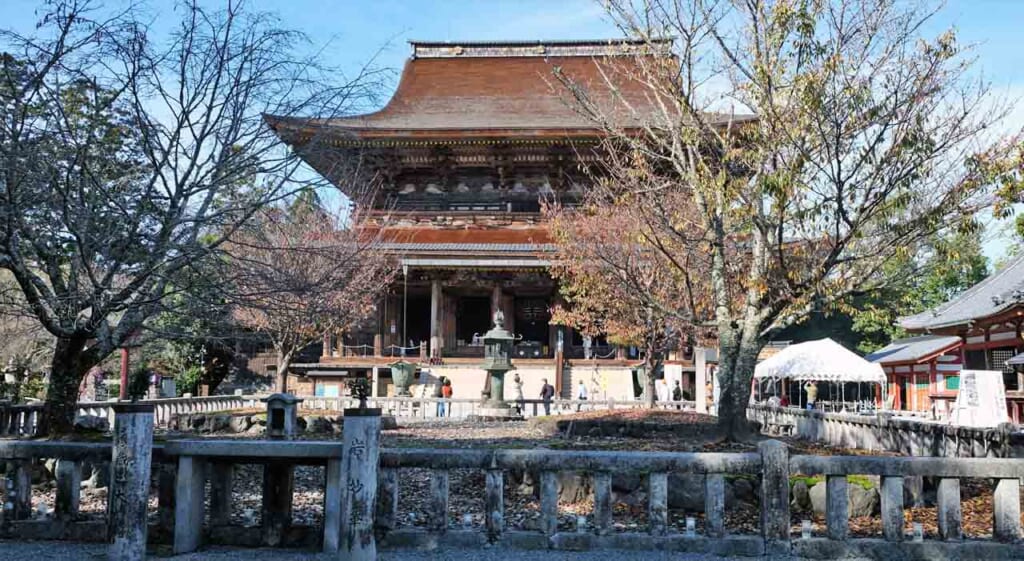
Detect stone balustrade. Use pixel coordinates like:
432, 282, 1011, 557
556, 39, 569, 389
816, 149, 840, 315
3, 434, 1024, 558
748, 404, 1024, 458
300, 396, 696, 419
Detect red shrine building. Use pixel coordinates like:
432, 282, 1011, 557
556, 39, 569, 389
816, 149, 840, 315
867, 253, 1024, 420
267, 40, 704, 401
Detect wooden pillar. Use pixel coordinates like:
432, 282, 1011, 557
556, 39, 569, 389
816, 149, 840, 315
430, 280, 441, 358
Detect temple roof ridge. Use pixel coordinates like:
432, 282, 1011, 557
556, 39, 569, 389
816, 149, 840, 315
408, 38, 672, 59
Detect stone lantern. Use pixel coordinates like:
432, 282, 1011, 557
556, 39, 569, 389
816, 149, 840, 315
477, 310, 519, 419
261, 393, 303, 439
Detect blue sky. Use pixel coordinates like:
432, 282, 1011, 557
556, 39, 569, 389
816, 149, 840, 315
3, 0, 1022, 260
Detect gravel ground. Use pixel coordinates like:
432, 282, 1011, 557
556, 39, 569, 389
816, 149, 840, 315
0, 542, 767, 561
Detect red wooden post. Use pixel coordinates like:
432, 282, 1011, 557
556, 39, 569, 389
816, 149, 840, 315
119, 348, 129, 400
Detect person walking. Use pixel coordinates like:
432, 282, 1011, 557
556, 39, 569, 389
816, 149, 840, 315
441, 378, 453, 417
576, 379, 588, 411
512, 372, 525, 415
540, 378, 555, 415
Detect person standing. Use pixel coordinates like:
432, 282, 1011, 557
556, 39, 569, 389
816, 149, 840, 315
576, 379, 588, 411
672, 381, 683, 409
435, 376, 446, 417
512, 372, 524, 414
540, 378, 554, 415
441, 378, 453, 417
804, 381, 818, 411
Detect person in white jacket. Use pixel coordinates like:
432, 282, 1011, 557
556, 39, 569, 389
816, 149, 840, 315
576, 379, 588, 411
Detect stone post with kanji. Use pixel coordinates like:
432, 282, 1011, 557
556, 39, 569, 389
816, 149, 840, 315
337, 405, 381, 560
107, 402, 155, 561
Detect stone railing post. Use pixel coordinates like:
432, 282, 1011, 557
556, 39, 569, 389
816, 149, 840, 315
648, 472, 668, 536
374, 467, 399, 539
759, 439, 790, 554
429, 469, 450, 532
826, 475, 849, 540
704, 473, 725, 537
994, 478, 1021, 542
5, 460, 31, 520
593, 471, 612, 535
339, 406, 382, 560
485, 462, 504, 541
107, 402, 155, 561
937, 478, 962, 540
880, 476, 904, 541
55, 459, 82, 520
209, 461, 233, 526
261, 461, 294, 546
539, 471, 558, 535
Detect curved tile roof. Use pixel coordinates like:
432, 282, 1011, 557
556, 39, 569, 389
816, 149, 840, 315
900, 252, 1024, 331
866, 335, 962, 365
266, 40, 752, 141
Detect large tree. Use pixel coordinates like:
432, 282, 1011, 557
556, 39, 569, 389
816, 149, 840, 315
551, 0, 1024, 438
225, 194, 394, 393
0, 1, 384, 432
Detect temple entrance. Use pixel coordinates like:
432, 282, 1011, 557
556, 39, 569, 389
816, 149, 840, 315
456, 296, 491, 346
515, 297, 551, 357
402, 295, 430, 350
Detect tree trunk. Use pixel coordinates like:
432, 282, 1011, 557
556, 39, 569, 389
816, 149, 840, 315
44, 335, 91, 435
715, 329, 762, 441
275, 349, 293, 394
644, 344, 659, 408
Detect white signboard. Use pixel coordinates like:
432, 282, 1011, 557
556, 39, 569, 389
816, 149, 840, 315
950, 370, 1008, 427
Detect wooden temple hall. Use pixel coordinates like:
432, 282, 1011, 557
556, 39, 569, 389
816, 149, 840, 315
267, 40, 696, 399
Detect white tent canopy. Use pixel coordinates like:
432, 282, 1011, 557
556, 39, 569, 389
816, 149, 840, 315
754, 338, 885, 384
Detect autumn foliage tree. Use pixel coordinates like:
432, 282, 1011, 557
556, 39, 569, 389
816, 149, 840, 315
225, 195, 394, 393
550, 0, 1024, 438
0, 1, 385, 432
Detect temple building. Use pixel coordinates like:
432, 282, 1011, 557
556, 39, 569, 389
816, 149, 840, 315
267, 40, 703, 402
867, 252, 1024, 420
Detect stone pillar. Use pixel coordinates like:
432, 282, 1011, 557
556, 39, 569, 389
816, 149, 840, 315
593, 472, 612, 535
695, 348, 708, 414
485, 468, 504, 541
209, 462, 233, 526
262, 462, 294, 546
55, 459, 82, 520
539, 471, 558, 535
340, 407, 382, 561
937, 477, 962, 540
648, 472, 668, 536
759, 439, 790, 554
704, 473, 725, 537
430, 280, 441, 358
5, 460, 31, 520
107, 402, 155, 561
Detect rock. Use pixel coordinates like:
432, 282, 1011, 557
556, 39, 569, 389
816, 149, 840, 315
74, 415, 108, 433
228, 415, 252, 433
557, 473, 591, 503
667, 473, 733, 511
307, 416, 333, 434
245, 423, 264, 436
296, 416, 308, 432
848, 483, 879, 518
189, 415, 206, 431
612, 473, 644, 494
210, 414, 231, 433
809, 480, 879, 518
791, 480, 811, 512
381, 416, 398, 430
731, 477, 756, 505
